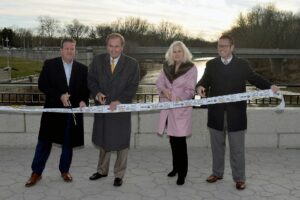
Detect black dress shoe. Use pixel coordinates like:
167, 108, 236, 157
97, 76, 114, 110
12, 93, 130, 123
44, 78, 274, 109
89, 172, 107, 180
176, 176, 185, 185
167, 170, 177, 177
113, 178, 123, 187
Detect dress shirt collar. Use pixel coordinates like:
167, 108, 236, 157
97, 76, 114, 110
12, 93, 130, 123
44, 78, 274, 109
110, 56, 120, 65
221, 55, 233, 65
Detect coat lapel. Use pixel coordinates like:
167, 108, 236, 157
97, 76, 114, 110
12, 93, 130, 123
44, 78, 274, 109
58, 58, 69, 91
69, 61, 77, 90
104, 54, 112, 77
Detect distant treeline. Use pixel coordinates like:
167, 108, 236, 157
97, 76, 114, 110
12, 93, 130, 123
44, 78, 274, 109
1, 4, 299, 49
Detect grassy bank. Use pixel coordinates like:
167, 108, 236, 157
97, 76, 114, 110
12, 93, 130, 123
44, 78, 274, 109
0, 56, 42, 78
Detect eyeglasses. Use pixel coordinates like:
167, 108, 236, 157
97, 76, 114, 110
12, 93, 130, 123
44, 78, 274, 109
217, 44, 231, 48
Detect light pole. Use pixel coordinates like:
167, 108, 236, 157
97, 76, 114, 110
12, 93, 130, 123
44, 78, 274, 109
23, 35, 26, 58
5, 37, 9, 47
5, 37, 10, 68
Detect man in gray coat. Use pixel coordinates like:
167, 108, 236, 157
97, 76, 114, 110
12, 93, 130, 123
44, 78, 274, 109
87, 33, 139, 187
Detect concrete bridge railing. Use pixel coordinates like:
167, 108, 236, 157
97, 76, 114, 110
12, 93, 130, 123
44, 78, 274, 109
0, 107, 299, 149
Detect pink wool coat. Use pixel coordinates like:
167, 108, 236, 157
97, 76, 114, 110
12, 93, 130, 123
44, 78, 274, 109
156, 66, 197, 137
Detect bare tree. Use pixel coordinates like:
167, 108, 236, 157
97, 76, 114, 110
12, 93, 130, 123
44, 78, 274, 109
37, 16, 60, 38
95, 24, 113, 43
64, 19, 89, 41
225, 4, 300, 48
13, 28, 33, 48
88, 26, 97, 39
155, 21, 186, 43
112, 17, 150, 38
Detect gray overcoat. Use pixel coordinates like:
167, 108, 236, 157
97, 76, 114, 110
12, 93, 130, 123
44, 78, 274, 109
88, 53, 139, 151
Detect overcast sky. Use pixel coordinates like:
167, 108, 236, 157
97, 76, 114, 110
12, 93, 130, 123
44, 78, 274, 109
0, 0, 299, 40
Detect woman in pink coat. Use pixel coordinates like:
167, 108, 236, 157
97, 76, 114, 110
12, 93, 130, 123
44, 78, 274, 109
156, 41, 197, 185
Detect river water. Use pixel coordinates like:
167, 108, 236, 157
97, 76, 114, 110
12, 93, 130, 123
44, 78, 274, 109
0, 58, 208, 94
138, 58, 209, 94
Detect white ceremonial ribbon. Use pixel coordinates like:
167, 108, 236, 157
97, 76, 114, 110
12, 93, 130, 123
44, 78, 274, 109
0, 89, 284, 114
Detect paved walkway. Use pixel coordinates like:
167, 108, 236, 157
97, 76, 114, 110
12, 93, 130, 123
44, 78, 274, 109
0, 147, 299, 200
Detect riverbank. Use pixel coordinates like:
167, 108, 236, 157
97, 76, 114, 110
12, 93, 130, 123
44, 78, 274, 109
250, 59, 300, 85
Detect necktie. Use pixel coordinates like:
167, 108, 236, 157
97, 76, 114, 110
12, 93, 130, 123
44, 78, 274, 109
224, 59, 228, 65
111, 59, 116, 73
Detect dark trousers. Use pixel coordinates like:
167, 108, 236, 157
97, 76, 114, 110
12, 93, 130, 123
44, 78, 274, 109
31, 139, 73, 175
169, 136, 188, 178
31, 115, 73, 175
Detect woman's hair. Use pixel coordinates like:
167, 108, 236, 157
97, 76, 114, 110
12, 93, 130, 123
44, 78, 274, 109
165, 41, 193, 66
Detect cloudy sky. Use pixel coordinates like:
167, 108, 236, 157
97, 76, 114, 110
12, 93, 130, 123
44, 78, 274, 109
0, 0, 299, 40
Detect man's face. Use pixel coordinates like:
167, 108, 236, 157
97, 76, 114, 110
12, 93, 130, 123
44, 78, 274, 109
60, 42, 76, 63
217, 38, 234, 59
107, 37, 123, 58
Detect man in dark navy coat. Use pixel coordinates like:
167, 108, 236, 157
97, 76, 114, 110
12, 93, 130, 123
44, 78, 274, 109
25, 38, 89, 187
196, 35, 279, 190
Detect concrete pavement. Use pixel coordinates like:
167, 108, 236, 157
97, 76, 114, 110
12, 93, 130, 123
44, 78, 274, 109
0, 146, 300, 200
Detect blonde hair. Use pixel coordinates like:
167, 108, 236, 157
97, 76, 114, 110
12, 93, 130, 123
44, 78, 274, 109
165, 41, 193, 66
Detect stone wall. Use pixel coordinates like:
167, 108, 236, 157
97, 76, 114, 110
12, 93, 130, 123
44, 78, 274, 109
0, 108, 299, 148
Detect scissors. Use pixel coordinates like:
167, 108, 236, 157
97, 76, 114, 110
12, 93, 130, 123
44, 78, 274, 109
67, 99, 77, 126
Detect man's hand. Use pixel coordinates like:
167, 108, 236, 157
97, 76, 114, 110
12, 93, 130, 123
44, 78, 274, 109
271, 85, 280, 93
163, 89, 172, 101
79, 101, 87, 108
96, 92, 107, 105
60, 93, 71, 107
196, 86, 206, 97
109, 100, 120, 111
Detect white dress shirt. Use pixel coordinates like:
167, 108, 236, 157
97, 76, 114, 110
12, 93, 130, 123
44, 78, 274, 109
221, 55, 233, 65
62, 59, 73, 86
